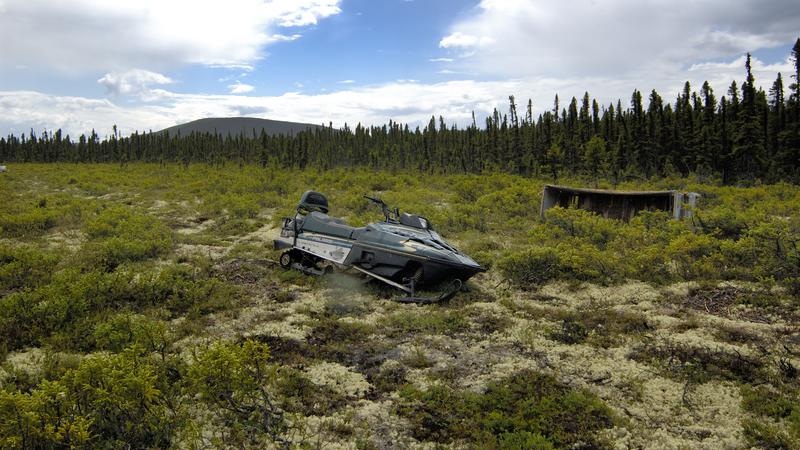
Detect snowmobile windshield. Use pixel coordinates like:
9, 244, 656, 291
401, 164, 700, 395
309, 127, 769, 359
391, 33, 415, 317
430, 237, 457, 253
378, 223, 430, 239
406, 237, 446, 251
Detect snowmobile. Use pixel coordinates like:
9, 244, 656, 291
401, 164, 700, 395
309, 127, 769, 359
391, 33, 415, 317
273, 191, 486, 303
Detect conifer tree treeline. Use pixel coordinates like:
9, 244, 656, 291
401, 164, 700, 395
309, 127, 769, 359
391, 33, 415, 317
2, 41, 799, 184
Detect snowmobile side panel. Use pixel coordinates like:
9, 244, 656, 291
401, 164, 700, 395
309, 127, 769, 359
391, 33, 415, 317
294, 232, 353, 264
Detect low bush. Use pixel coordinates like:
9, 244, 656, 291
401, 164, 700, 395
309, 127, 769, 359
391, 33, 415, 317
83, 206, 172, 270
274, 367, 347, 416
475, 183, 541, 219
0, 346, 185, 449
740, 385, 800, 448
497, 247, 562, 289
696, 205, 751, 239
549, 309, 649, 347
382, 309, 470, 336
742, 418, 799, 450
0, 244, 59, 292
92, 313, 171, 354
187, 340, 290, 448
543, 207, 619, 248
397, 369, 615, 447
0, 208, 60, 238
0, 264, 239, 352
629, 340, 766, 383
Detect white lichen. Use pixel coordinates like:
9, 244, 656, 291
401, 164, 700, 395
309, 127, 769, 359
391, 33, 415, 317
304, 361, 371, 398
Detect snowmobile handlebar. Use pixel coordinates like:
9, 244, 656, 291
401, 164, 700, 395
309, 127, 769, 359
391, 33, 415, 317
363, 195, 387, 206
363, 195, 399, 222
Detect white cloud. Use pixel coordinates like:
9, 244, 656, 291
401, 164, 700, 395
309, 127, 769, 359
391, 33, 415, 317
684, 55, 792, 94
0, 91, 168, 137
97, 69, 173, 97
440, 0, 799, 79
429, 58, 454, 63
0, 0, 342, 71
0, 80, 515, 137
338, 80, 356, 84
228, 82, 256, 94
267, 33, 303, 42
439, 32, 493, 49
1, 51, 792, 140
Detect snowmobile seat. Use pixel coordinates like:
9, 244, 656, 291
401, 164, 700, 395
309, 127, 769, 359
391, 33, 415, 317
298, 191, 329, 214
301, 211, 356, 239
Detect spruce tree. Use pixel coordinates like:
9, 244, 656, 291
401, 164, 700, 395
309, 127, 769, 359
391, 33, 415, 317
732, 53, 765, 182
697, 81, 720, 175
780, 38, 800, 181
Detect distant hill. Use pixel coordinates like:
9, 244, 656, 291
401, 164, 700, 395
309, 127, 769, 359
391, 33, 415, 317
158, 117, 323, 137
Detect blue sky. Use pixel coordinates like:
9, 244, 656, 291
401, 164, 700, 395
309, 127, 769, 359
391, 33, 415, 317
229, 0, 479, 95
1, 0, 478, 98
0, 0, 798, 137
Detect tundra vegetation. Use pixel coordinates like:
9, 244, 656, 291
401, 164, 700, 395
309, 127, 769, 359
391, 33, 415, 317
0, 164, 798, 448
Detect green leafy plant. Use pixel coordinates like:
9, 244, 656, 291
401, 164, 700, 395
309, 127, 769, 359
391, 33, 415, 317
397, 369, 615, 447
187, 340, 290, 448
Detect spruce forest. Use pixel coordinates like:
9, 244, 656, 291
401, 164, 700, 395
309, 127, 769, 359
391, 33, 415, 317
3, 44, 800, 184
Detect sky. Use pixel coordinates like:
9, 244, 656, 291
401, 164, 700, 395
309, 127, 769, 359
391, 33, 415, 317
0, 0, 798, 138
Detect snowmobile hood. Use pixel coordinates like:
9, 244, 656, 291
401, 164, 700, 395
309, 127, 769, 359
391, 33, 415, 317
360, 221, 485, 272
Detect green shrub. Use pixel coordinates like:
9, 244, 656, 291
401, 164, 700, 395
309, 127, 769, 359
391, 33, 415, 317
740, 385, 800, 448
696, 205, 751, 239
92, 313, 170, 353
498, 247, 562, 289
187, 340, 290, 447
0, 194, 77, 238
555, 242, 619, 284
0, 275, 85, 351
742, 418, 799, 449
382, 309, 469, 336
397, 369, 614, 447
0, 264, 238, 352
85, 236, 171, 270
274, 368, 346, 416
544, 207, 618, 248
629, 341, 766, 383
0, 244, 59, 292
0, 347, 184, 449
211, 216, 262, 237
746, 218, 800, 282
452, 177, 488, 202
664, 233, 721, 279
155, 265, 240, 317
0, 385, 93, 449
549, 309, 649, 347
83, 206, 172, 269
476, 184, 541, 219
437, 203, 488, 233
0, 209, 60, 238
741, 385, 797, 420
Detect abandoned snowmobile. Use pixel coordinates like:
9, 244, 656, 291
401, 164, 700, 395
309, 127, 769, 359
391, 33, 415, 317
274, 191, 485, 303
